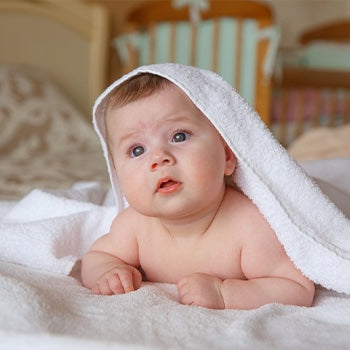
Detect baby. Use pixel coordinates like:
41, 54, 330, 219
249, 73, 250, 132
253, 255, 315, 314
81, 71, 315, 310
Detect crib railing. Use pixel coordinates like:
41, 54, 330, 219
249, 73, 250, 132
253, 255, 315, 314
114, 0, 277, 125
271, 70, 350, 147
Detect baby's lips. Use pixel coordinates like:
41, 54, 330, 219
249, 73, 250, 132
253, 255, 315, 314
156, 176, 173, 191
156, 177, 182, 193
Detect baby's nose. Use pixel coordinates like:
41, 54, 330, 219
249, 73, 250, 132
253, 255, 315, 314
150, 150, 175, 171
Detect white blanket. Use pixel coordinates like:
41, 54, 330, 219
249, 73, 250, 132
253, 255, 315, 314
0, 158, 350, 349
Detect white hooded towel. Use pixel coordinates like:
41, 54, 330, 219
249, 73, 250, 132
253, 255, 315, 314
93, 63, 350, 294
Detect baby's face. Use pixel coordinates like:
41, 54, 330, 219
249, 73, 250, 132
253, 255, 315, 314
106, 84, 235, 219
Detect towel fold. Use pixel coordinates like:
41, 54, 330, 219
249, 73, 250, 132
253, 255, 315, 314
0, 182, 115, 274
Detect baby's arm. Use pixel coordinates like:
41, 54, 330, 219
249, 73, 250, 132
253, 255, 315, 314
220, 276, 314, 310
233, 217, 315, 309
240, 225, 314, 309
81, 208, 142, 295
219, 230, 315, 309
178, 215, 314, 309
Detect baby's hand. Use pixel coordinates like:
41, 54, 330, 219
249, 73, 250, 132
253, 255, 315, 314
177, 273, 225, 309
91, 264, 142, 295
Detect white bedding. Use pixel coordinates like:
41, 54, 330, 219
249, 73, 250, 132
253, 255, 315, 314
288, 124, 350, 161
0, 64, 109, 200
1, 261, 350, 350
1, 158, 350, 349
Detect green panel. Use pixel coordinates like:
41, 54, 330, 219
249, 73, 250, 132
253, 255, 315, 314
174, 22, 191, 65
240, 20, 258, 105
138, 32, 150, 66
196, 20, 213, 70
132, 18, 259, 106
155, 23, 171, 63
217, 18, 237, 87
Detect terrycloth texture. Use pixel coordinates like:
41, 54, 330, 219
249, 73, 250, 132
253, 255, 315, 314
93, 63, 350, 294
0, 160, 350, 349
1, 261, 350, 349
0, 182, 115, 274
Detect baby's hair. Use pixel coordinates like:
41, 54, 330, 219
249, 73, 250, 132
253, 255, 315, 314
104, 72, 172, 161
105, 73, 171, 113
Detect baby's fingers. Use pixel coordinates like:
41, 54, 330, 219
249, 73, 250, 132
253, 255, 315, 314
117, 270, 135, 293
91, 266, 142, 295
132, 268, 143, 290
92, 278, 113, 295
108, 274, 126, 294
178, 290, 195, 306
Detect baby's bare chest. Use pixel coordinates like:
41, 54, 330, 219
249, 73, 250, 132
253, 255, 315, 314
138, 230, 245, 283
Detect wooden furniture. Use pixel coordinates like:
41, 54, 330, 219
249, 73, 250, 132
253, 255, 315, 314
0, 0, 112, 198
285, 19, 350, 89
116, 0, 277, 125
0, 0, 111, 115
300, 19, 350, 44
272, 19, 350, 146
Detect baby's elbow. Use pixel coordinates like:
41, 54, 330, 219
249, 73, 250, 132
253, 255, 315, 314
299, 279, 315, 307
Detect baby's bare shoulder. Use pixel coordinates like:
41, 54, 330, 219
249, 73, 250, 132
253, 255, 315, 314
223, 186, 265, 223
223, 186, 284, 255
110, 206, 145, 235
112, 206, 141, 222
224, 188, 302, 280
224, 187, 277, 238
223, 189, 313, 292
94, 207, 145, 266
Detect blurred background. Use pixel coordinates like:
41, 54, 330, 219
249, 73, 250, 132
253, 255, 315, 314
84, 1, 350, 54
1, 0, 349, 199
85, 0, 350, 146
84, 0, 350, 78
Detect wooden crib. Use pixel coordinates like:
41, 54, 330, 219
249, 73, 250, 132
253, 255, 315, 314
271, 19, 350, 146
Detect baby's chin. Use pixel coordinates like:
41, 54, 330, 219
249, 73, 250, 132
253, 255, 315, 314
135, 208, 192, 220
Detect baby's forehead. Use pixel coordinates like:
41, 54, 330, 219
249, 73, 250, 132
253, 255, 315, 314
105, 73, 173, 113
106, 81, 195, 118
105, 76, 221, 135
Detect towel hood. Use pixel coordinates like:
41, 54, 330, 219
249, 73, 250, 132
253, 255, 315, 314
93, 63, 350, 294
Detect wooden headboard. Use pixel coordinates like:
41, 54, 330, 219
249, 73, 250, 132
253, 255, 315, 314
0, 0, 111, 116
272, 18, 350, 146
117, 0, 276, 125
300, 19, 350, 44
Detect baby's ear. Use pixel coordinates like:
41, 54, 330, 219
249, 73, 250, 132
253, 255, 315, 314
224, 144, 236, 176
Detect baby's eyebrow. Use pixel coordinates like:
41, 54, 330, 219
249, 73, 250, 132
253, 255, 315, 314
117, 129, 141, 147
162, 114, 193, 124
116, 114, 196, 147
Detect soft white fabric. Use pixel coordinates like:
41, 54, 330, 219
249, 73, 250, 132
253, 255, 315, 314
300, 158, 350, 196
93, 63, 350, 294
1, 261, 350, 349
300, 158, 350, 219
0, 63, 109, 200
0, 182, 115, 275
0, 159, 350, 349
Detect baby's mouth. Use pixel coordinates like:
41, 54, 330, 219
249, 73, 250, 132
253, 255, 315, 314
156, 177, 182, 194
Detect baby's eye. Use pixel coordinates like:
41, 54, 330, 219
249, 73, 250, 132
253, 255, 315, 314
130, 145, 145, 157
172, 131, 191, 143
